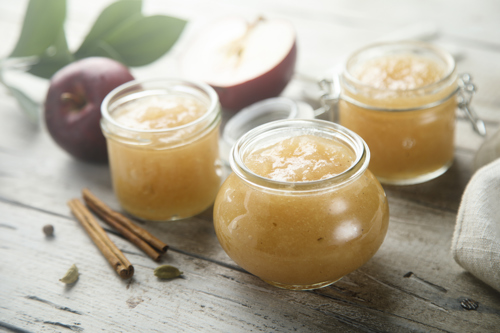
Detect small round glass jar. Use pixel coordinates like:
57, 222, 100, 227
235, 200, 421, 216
338, 41, 460, 185
213, 119, 389, 290
101, 78, 222, 221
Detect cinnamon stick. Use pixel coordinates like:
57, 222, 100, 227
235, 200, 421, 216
82, 189, 168, 258
86, 199, 161, 261
68, 199, 134, 279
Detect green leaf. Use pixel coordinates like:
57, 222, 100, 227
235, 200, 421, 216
99, 14, 187, 67
9, 0, 66, 58
88, 40, 126, 63
27, 28, 74, 79
75, 0, 142, 59
5, 84, 40, 123
74, 0, 186, 67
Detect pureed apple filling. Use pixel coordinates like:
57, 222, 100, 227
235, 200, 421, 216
213, 124, 389, 290
339, 43, 458, 185
244, 135, 355, 181
353, 55, 444, 91
102, 81, 221, 222
112, 95, 207, 130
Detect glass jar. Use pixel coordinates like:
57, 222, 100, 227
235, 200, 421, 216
333, 41, 483, 185
101, 78, 222, 221
213, 119, 389, 290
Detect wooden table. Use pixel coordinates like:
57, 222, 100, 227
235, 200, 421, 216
1, 1, 499, 332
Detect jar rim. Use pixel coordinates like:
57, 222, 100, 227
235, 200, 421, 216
101, 77, 219, 134
230, 119, 370, 191
342, 41, 456, 94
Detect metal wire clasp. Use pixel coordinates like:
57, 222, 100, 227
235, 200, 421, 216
317, 76, 341, 122
458, 73, 486, 136
317, 73, 486, 136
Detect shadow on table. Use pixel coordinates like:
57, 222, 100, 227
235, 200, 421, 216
383, 153, 473, 212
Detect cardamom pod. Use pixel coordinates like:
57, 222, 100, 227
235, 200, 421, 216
43, 224, 54, 237
60, 264, 79, 284
154, 265, 183, 279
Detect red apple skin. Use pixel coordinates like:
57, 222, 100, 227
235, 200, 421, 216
213, 41, 297, 111
44, 57, 134, 163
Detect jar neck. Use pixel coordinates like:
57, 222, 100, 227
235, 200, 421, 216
341, 41, 457, 111
101, 78, 220, 147
230, 119, 370, 192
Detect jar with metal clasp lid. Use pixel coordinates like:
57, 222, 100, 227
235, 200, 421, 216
318, 41, 485, 185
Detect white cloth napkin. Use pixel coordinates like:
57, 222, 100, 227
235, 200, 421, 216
452, 158, 500, 292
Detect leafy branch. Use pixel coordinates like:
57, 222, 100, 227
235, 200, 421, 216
2, 0, 186, 123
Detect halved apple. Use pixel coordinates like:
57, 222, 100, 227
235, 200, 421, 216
180, 16, 297, 111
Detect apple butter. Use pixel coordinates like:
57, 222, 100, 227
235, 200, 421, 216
213, 119, 389, 290
339, 42, 458, 184
101, 79, 221, 221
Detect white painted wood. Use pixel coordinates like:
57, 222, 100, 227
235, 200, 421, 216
1, 1, 500, 332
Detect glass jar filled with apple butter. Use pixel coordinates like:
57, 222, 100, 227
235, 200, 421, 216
101, 79, 222, 221
332, 41, 484, 185
213, 119, 389, 290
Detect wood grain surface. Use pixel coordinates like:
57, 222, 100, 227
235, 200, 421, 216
1, 1, 499, 332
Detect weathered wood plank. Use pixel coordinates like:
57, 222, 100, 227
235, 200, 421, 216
0, 202, 354, 333
2, 194, 499, 333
